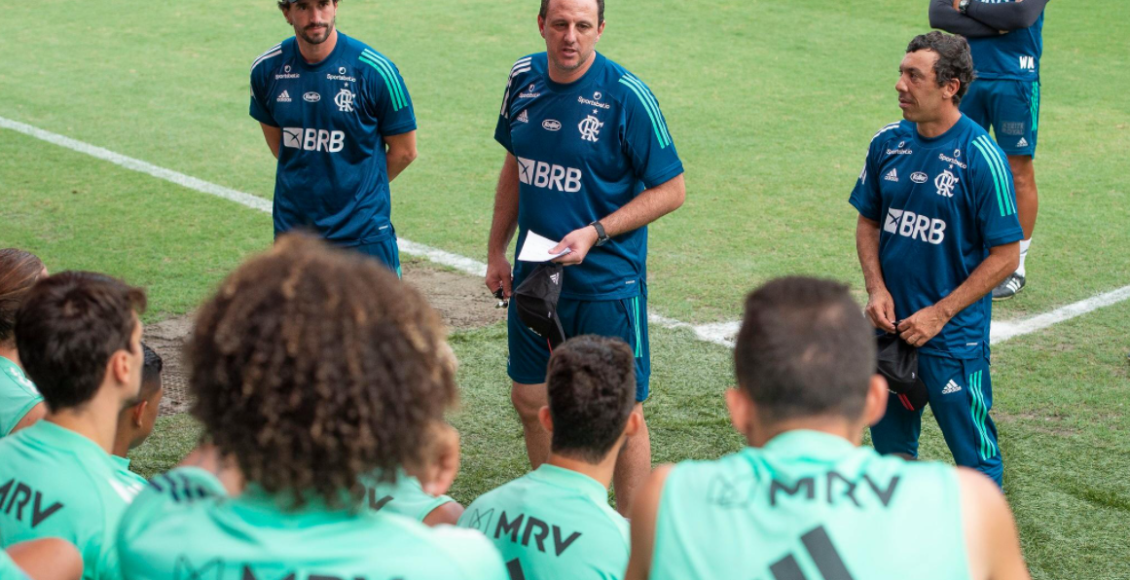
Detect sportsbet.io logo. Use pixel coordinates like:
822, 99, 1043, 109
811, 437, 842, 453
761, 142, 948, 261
516, 157, 582, 192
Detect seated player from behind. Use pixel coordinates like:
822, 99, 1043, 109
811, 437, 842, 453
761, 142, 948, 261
0, 248, 49, 437
460, 335, 641, 580
0, 272, 148, 580
116, 234, 507, 580
110, 343, 164, 491
626, 277, 1030, 580
368, 421, 466, 526
3, 539, 84, 580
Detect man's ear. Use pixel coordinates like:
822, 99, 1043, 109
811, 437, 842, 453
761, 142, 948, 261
131, 400, 148, 427
538, 406, 553, 433
419, 425, 461, 498
537, 15, 547, 38
864, 374, 890, 427
109, 350, 132, 388
725, 387, 753, 435
623, 405, 642, 438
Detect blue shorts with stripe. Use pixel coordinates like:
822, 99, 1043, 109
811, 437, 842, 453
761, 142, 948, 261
353, 237, 402, 278
507, 293, 650, 402
870, 354, 1002, 486
961, 79, 1040, 158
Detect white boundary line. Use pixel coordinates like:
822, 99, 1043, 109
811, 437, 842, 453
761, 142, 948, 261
3, 114, 1128, 349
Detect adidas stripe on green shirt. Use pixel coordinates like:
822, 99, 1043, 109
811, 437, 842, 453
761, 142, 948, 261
117, 467, 508, 580
0, 421, 143, 580
0, 357, 42, 436
458, 464, 629, 580
367, 470, 456, 522
651, 430, 971, 580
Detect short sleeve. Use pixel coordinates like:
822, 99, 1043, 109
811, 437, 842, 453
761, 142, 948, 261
618, 75, 684, 189
0, 371, 43, 435
969, 135, 1024, 247
358, 51, 417, 137
368, 473, 454, 522
848, 143, 883, 221
495, 59, 532, 155
249, 64, 277, 127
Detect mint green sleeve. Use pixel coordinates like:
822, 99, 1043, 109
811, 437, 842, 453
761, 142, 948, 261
0, 375, 43, 436
431, 526, 509, 580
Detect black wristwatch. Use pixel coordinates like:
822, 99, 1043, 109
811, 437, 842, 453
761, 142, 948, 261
958, 0, 972, 15
589, 220, 610, 246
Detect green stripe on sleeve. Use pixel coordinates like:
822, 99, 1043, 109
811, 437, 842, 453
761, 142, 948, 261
361, 51, 407, 110
618, 78, 669, 149
979, 136, 1017, 215
971, 139, 1007, 217
360, 52, 406, 110
621, 75, 672, 147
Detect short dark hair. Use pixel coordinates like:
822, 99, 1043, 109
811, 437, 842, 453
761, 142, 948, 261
190, 234, 457, 510
733, 277, 874, 425
540, 0, 605, 24
545, 335, 635, 463
277, 0, 339, 10
16, 272, 147, 412
0, 249, 45, 344
140, 343, 163, 398
907, 31, 975, 105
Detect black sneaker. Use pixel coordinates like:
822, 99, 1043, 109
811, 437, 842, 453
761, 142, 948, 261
992, 272, 1026, 301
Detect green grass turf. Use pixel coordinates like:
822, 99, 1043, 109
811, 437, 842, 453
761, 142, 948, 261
2, 0, 1127, 323
2, 0, 1129, 577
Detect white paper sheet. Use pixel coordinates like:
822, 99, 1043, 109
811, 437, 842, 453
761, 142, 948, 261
517, 231, 572, 262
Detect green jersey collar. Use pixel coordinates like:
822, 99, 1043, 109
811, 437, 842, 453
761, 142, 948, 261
528, 463, 608, 504
758, 429, 857, 460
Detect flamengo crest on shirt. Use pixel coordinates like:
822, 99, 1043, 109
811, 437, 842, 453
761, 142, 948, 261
578, 115, 603, 143
334, 87, 355, 113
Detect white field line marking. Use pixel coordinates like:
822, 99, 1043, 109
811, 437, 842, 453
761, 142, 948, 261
4, 115, 1128, 349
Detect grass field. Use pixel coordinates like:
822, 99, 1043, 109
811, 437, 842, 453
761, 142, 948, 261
2, 0, 1129, 577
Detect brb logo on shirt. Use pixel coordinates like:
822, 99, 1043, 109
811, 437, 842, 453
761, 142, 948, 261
884, 208, 946, 245
282, 127, 346, 152
516, 156, 582, 192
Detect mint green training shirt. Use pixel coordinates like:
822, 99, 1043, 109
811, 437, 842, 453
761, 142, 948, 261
458, 463, 629, 580
117, 467, 508, 580
367, 470, 457, 522
0, 357, 42, 436
0, 421, 142, 580
652, 430, 971, 580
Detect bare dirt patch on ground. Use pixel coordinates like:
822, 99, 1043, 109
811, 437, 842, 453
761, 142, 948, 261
150, 259, 505, 416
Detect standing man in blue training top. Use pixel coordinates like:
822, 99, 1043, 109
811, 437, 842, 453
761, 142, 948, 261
250, 0, 418, 274
484, 0, 686, 516
850, 32, 1022, 486
930, 0, 1049, 299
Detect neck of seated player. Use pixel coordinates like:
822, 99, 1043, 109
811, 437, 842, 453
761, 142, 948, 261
0, 340, 19, 368
49, 376, 140, 455
726, 380, 887, 449
546, 439, 625, 491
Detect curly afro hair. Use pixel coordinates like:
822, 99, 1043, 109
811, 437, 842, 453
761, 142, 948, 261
189, 233, 457, 510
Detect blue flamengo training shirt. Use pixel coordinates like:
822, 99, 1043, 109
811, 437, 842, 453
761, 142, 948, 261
497, 52, 684, 300
849, 115, 1023, 359
250, 33, 416, 246
969, 5, 1044, 81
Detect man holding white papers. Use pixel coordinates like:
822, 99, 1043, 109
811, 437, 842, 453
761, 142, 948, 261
483, 0, 685, 516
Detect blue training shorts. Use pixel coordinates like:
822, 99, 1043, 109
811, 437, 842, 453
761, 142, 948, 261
870, 354, 1003, 487
961, 79, 1040, 158
507, 292, 651, 402
353, 237, 402, 278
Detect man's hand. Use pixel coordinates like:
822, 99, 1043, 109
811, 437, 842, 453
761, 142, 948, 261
866, 288, 898, 333
953, 0, 961, 10
550, 225, 600, 266
898, 305, 951, 347
485, 254, 514, 298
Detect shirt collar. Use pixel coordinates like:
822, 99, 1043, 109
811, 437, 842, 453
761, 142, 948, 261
528, 463, 608, 504
757, 429, 857, 460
